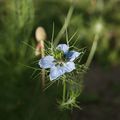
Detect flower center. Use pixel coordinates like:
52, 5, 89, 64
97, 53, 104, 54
54, 50, 67, 66
55, 60, 64, 66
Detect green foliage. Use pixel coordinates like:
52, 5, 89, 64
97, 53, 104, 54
0, 0, 35, 120
0, 0, 120, 120
0, 0, 34, 61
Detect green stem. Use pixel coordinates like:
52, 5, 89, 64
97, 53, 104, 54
86, 33, 99, 67
54, 6, 74, 46
62, 79, 66, 102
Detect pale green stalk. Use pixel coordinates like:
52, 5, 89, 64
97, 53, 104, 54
62, 78, 66, 103
54, 6, 74, 46
86, 33, 99, 67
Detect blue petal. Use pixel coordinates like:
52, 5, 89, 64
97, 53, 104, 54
56, 44, 69, 53
49, 66, 65, 80
66, 50, 80, 61
63, 62, 75, 72
38, 55, 55, 68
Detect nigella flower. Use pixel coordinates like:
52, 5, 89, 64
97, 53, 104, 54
38, 44, 80, 81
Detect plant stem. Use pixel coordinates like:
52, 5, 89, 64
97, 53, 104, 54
86, 33, 99, 67
54, 6, 74, 46
63, 78, 66, 102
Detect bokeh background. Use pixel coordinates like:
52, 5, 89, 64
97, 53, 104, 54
0, 0, 120, 120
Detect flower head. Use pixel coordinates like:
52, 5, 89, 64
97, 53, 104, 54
39, 44, 80, 81
35, 27, 47, 42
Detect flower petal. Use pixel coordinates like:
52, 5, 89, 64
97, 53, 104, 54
66, 50, 80, 61
38, 55, 55, 68
63, 62, 75, 72
56, 44, 69, 53
49, 66, 65, 80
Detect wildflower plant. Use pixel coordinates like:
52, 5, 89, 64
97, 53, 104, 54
35, 25, 87, 110
33, 4, 101, 110
32, 6, 89, 110
31, 4, 101, 111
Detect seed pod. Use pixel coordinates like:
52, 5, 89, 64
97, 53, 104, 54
94, 22, 103, 34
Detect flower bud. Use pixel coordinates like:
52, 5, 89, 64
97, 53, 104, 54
35, 27, 47, 42
94, 22, 103, 34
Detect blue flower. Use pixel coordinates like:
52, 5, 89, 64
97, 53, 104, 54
39, 44, 80, 81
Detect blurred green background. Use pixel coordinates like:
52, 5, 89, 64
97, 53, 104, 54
0, 0, 120, 120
